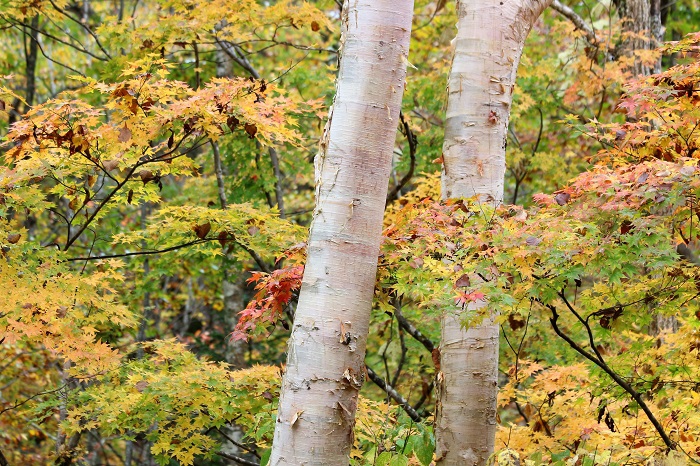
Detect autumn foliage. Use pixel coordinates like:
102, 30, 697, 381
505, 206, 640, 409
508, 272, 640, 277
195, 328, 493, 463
2, 0, 700, 464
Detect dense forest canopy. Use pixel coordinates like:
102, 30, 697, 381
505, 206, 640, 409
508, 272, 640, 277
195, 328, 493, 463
1, 0, 700, 465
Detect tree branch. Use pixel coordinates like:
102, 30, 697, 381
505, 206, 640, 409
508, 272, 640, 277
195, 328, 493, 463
366, 365, 422, 422
556, 290, 607, 364
7, 21, 86, 77
47, 0, 112, 60
23, 15, 39, 110
214, 37, 261, 79
65, 239, 210, 262
0, 384, 67, 416
546, 302, 675, 450
391, 323, 408, 387
214, 38, 286, 220
387, 112, 417, 204
551, 0, 598, 46
394, 305, 434, 353
212, 140, 228, 210
216, 451, 260, 466
268, 147, 286, 219
216, 428, 260, 459
411, 380, 434, 412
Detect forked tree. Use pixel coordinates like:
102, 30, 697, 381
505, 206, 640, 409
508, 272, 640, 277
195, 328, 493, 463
435, 1, 552, 464
269, 1, 414, 464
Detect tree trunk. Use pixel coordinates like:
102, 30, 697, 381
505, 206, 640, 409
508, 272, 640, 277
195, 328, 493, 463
614, 0, 668, 76
649, 0, 664, 73
435, 1, 551, 465
268, 1, 413, 464
620, 0, 652, 76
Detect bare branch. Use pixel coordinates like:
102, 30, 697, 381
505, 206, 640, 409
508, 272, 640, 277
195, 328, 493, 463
387, 112, 417, 204
216, 451, 260, 466
365, 365, 422, 422
268, 147, 286, 219
551, 0, 598, 46
394, 305, 435, 353
47, 0, 113, 60
546, 302, 675, 450
65, 239, 209, 262
216, 428, 260, 459
214, 37, 261, 79
212, 140, 228, 210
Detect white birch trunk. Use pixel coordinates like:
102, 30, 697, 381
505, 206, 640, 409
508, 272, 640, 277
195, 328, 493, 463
269, 1, 414, 464
436, 1, 551, 464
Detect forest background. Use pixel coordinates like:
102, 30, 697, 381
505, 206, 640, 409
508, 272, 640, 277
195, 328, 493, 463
1, 0, 700, 465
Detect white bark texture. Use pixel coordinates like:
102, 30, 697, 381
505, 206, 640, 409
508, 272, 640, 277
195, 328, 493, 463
436, 1, 551, 465
269, 2, 414, 464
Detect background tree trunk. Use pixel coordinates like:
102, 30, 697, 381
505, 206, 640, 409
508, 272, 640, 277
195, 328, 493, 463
435, 1, 551, 464
614, 0, 670, 75
619, 0, 653, 76
268, 1, 414, 464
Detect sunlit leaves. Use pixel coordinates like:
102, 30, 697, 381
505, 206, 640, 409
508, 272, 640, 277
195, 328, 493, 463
0, 244, 133, 376
65, 340, 280, 465
585, 33, 700, 165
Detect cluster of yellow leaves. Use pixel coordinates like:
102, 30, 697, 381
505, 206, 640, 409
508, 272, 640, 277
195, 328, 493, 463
498, 316, 700, 465
4, 60, 308, 203
0, 81, 23, 124
64, 340, 264, 464
91, 0, 335, 76
0, 239, 133, 375
64, 340, 405, 466
0, 343, 59, 464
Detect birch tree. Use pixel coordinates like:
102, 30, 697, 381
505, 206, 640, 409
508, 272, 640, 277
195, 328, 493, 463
435, 1, 552, 464
268, 1, 414, 464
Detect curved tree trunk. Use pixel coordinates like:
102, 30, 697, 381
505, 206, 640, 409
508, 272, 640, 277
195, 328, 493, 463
435, 1, 551, 465
269, 1, 414, 464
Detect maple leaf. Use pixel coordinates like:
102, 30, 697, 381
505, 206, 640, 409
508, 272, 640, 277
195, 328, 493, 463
232, 265, 304, 341
455, 291, 486, 307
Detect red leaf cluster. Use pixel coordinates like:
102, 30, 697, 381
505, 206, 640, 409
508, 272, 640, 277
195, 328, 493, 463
231, 265, 304, 341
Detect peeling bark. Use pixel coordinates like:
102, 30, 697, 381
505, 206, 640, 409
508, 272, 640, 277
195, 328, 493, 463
269, 1, 414, 464
436, 1, 551, 465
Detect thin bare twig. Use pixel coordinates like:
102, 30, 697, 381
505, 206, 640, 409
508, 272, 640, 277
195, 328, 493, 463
216, 451, 259, 466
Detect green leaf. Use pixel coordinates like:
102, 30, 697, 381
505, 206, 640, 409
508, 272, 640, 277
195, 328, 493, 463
413, 432, 433, 466
375, 452, 392, 466
389, 454, 409, 466
259, 448, 271, 466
